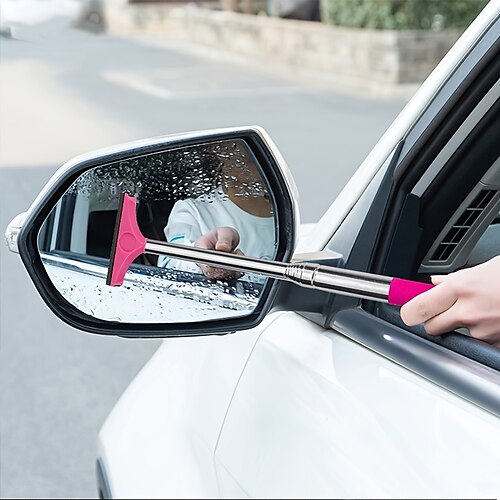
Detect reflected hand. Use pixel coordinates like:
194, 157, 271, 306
400, 256, 500, 347
195, 227, 245, 280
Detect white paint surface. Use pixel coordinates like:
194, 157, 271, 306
216, 313, 500, 498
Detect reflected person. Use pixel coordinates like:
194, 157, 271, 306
158, 161, 275, 280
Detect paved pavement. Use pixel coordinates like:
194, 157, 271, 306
0, 12, 406, 498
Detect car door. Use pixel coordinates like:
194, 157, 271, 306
214, 8, 500, 498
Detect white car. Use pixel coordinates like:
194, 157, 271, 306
6, 2, 500, 498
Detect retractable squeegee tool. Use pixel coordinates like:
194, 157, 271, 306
106, 194, 434, 306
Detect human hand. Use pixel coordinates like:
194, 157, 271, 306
195, 227, 244, 280
400, 256, 500, 347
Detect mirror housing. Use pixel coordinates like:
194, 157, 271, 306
12, 127, 299, 337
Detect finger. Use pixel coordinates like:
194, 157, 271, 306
196, 227, 241, 253
205, 249, 245, 280
400, 282, 457, 326
486, 335, 500, 348
199, 245, 244, 280
422, 304, 463, 335
195, 229, 218, 250
431, 275, 447, 285
199, 264, 219, 279
214, 227, 240, 253
201, 265, 243, 280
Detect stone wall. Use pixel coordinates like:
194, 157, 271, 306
103, 0, 186, 35
104, 1, 462, 90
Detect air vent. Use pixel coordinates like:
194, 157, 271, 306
430, 189, 496, 262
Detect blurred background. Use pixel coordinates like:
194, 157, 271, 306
0, 0, 487, 497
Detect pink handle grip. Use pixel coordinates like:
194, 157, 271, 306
388, 278, 435, 306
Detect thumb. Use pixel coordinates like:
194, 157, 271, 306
215, 227, 240, 252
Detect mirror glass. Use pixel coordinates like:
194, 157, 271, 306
38, 139, 278, 323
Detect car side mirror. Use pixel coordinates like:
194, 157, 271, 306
7, 127, 299, 337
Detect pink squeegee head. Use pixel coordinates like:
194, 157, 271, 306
388, 277, 434, 306
106, 194, 147, 287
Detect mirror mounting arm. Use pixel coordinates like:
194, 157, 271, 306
5, 212, 27, 254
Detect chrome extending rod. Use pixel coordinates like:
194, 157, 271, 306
145, 240, 391, 302
285, 262, 390, 302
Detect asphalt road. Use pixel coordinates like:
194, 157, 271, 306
0, 14, 406, 499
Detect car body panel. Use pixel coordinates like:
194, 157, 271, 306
97, 315, 280, 498
215, 313, 500, 498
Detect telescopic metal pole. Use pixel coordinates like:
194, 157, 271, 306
145, 239, 392, 302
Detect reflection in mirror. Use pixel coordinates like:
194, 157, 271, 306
38, 140, 278, 323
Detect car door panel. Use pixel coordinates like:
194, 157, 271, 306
215, 312, 500, 498
97, 324, 265, 498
